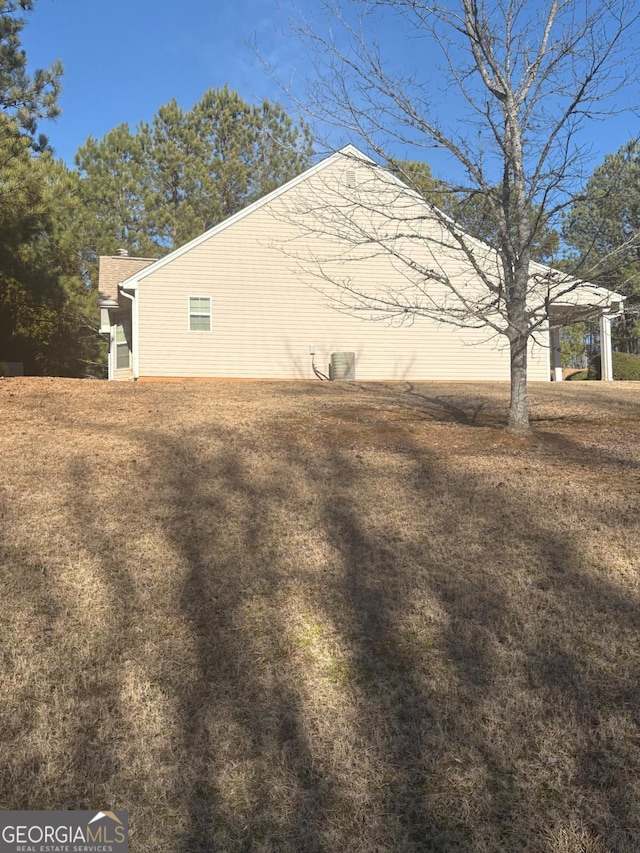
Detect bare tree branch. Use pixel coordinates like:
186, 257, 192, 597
256, 0, 640, 430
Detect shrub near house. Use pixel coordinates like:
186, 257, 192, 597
588, 352, 640, 380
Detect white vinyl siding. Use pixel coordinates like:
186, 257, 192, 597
189, 296, 211, 332
136, 158, 550, 381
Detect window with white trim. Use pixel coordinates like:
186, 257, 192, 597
115, 318, 131, 370
189, 296, 212, 332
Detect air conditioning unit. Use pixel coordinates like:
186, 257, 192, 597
329, 352, 355, 380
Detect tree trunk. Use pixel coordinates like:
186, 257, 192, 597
508, 329, 530, 433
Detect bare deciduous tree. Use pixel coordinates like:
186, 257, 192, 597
264, 0, 640, 431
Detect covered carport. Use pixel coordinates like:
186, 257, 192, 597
548, 295, 624, 382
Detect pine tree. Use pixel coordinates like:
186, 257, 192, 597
138, 99, 209, 247
75, 124, 156, 259
0, 1, 68, 372
0, 0, 61, 142
564, 141, 640, 354
0, 133, 103, 375
75, 87, 313, 255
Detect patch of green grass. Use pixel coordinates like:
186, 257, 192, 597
326, 660, 357, 686
292, 621, 324, 651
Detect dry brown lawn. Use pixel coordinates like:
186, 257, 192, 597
1, 377, 639, 852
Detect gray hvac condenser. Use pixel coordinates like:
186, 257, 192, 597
329, 352, 355, 380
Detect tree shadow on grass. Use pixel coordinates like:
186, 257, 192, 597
6, 386, 639, 851
155, 432, 337, 852
530, 428, 640, 473
401, 381, 491, 426
0, 493, 64, 807
59, 458, 140, 808
277, 425, 640, 850
0, 457, 137, 814
308, 379, 495, 426
142, 408, 640, 851
328, 377, 640, 429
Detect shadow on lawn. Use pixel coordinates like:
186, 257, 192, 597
326, 378, 640, 428
154, 414, 640, 851
157, 435, 335, 852
0, 491, 64, 807
60, 459, 139, 807
5, 397, 638, 851
0, 384, 640, 853
401, 381, 490, 426
0, 459, 137, 813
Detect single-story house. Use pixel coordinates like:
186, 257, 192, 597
98, 145, 623, 382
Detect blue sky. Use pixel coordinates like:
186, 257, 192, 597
22, 0, 296, 164
21, 0, 639, 183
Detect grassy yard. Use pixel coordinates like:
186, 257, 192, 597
1, 377, 639, 852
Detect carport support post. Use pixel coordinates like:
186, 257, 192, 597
600, 313, 613, 381
550, 327, 563, 381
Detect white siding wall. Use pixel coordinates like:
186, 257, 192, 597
137, 160, 550, 381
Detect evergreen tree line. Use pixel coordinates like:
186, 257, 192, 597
75, 86, 312, 260
0, 2, 312, 376
1, 1, 639, 376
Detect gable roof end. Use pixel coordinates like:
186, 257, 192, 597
118, 145, 377, 290
114, 144, 623, 310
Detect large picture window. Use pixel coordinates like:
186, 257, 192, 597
189, 296, 212, 332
